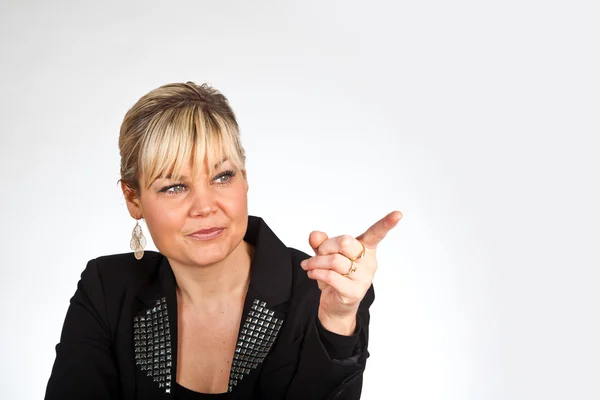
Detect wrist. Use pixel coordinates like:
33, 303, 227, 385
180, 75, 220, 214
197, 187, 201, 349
317, 306, 358, 336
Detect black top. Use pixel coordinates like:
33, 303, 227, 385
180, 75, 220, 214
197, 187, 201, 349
45, 215, 374, 400
174, 382, 230, 399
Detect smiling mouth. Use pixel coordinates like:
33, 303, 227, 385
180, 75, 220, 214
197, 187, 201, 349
188, 228, 225, 241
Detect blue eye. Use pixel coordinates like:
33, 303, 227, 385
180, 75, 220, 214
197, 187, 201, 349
159, 184, 187, 194
213, 170, 236, 184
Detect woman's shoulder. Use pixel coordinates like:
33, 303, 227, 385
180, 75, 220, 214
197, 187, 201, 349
92, 250, 164, 268
78, 250, 165, 294
89, 250, 164, 275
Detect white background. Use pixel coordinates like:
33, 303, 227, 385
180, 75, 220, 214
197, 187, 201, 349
1, 1, 599, 399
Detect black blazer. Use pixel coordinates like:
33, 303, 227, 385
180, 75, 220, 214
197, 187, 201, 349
45, 215, 374, 400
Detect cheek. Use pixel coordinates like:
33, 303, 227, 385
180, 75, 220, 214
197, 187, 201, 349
143, 202, 186, 240
223, 186, 248, 216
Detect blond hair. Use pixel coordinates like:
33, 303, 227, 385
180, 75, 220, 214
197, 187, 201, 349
118, 82, 246, 197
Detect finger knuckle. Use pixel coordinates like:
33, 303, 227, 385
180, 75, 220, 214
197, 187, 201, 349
340, 235, 354, 251
332, 254, 346, 269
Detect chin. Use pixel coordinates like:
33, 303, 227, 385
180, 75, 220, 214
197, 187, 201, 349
183, 244, 228, 265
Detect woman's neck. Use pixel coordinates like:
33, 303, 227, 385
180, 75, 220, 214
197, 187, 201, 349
171, 241, 254, 310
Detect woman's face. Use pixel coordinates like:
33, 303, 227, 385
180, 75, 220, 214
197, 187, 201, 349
124, 158, 249, 268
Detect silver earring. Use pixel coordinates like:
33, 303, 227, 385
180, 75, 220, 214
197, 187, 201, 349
130, 220, 146, 260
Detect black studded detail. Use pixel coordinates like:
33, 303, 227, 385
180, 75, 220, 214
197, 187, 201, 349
228, 299, 284, 392
134, 297, 172, 394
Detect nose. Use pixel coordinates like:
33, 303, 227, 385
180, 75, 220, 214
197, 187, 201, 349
188, 185, 218, 217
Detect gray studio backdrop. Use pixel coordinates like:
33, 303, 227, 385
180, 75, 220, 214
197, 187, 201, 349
1, 1, 598, 399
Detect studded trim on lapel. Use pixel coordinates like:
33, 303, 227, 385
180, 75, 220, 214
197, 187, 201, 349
229, 298, 284, 391
133, 297, 173, 394
132, 252, 177, 397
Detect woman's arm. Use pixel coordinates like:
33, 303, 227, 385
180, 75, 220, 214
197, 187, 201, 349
45, 259, 119, 400
285, 211, 400, 399
284, 286, 374, 400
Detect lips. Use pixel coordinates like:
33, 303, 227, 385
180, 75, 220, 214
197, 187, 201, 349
192, 227, 224, 235
188, 227, 225, 241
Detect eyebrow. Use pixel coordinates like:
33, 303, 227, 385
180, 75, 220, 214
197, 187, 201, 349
157, 158, 229, 180
214, 158, 229, 169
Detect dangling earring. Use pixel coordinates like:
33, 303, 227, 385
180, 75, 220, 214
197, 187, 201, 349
130, 219, 146, 260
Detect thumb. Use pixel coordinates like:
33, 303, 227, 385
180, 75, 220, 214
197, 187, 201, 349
309, 231, 328, 254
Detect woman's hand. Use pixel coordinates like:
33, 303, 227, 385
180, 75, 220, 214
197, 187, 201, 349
300, 211, 403, 335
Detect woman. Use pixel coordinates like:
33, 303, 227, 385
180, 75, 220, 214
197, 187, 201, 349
45, 82, 402, 399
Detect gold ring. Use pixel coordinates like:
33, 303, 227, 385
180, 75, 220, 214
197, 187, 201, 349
343, 260, 358, 277
340, 241, 365, 277
348, 241, 366, 262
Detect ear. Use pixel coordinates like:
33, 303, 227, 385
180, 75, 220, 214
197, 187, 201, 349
121, 181, 143, 219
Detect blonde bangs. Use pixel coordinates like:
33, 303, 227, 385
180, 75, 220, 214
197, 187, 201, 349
138, 104, 245, 190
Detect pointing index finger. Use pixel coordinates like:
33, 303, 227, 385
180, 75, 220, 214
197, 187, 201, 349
356, 210, 402, 250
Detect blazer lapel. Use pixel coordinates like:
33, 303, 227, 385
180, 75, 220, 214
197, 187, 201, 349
133, 256, 177, 398
228, 290, 286, 393
244, 215, 292, 308
227, 216, 295, 393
